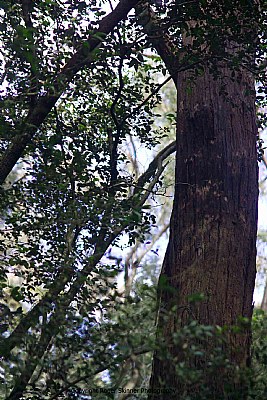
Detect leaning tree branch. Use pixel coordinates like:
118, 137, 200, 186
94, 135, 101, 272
4, 139, 176, 397
5, 224, 136, 399
0, 141, 176, 361
133, 140, 176, 196
4, 235, 115, 400
0, 0, 141, 186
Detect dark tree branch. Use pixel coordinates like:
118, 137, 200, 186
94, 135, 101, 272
4, 137, 175, 397
4, 238, 114, 400
133, 140, 176, 196
136, 2, 180, 86
0, 141, 176, 361
0, 0, 141, 186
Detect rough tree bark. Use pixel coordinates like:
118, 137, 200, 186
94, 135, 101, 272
149, 17, 258, 400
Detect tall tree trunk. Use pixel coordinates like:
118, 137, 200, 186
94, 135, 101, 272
149, 48, 258, 400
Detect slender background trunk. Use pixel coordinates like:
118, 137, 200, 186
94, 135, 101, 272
261, 280, 267, 311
